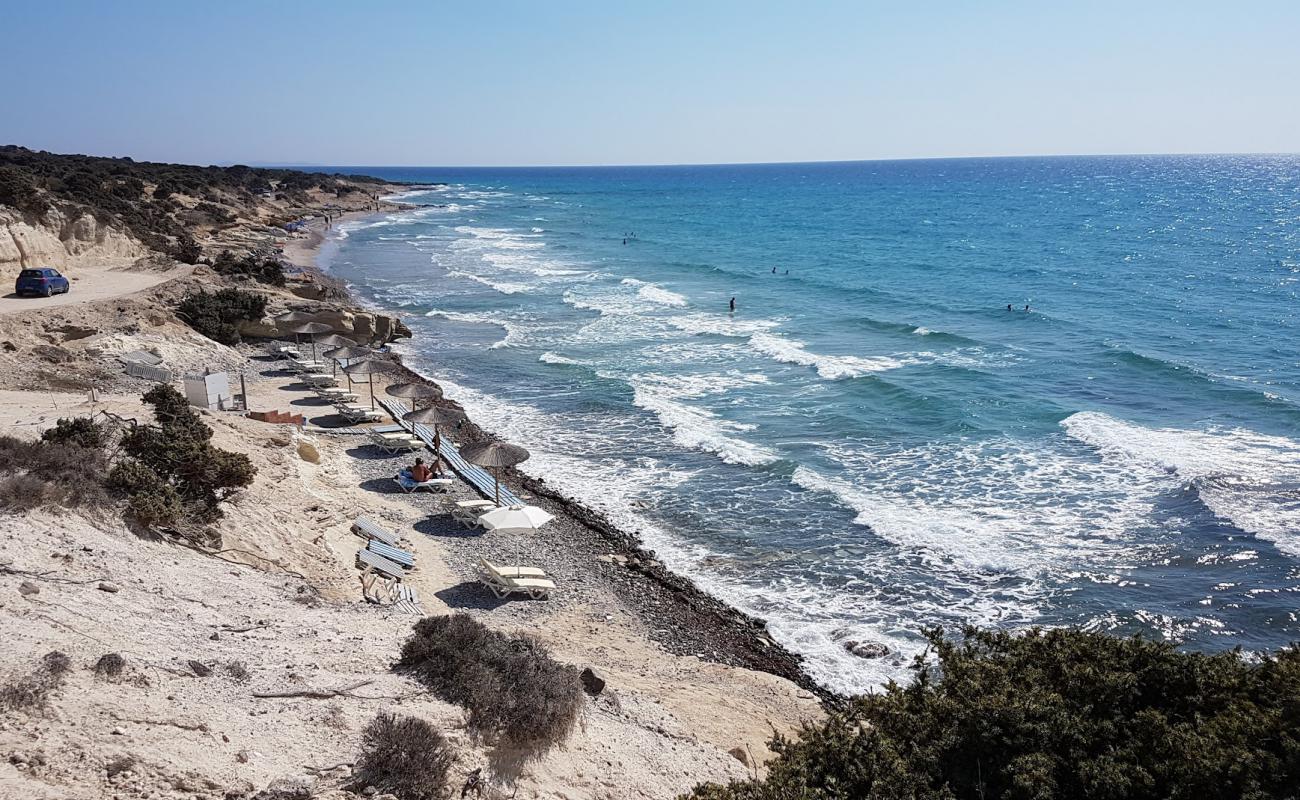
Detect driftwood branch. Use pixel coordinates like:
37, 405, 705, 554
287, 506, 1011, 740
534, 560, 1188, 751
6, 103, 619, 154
110, 714, 210, 732
252, 679, 373, 699
220, 622, 272, 633
305, 762, 353, 776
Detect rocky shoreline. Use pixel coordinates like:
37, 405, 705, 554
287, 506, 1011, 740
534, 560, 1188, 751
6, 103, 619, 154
320, 310, 838, 706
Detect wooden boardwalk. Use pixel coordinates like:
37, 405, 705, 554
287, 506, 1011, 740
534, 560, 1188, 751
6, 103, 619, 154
379, 398, 524, 507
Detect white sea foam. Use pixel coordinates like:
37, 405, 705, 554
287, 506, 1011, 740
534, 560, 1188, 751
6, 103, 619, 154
622, 372, 777, 467
750, 333, 911, 379
667, 314, 781, 337
423, 308, 524, 349
1062, 411, 1300, 557
445, 269, 530, 295
538, 351, 587, 366
621, 277, 689, 307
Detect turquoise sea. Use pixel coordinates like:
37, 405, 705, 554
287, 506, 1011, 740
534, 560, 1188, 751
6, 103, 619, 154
320, 157, 1300, 693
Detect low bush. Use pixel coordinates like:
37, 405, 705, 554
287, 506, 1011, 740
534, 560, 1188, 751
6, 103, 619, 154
352, 712, 455, 800
211, 249, 286, 286
93, 653, 126, 679
40, 416, 110, 450
0, 651, 72, 712
396, 615, 583, 755
176, 287, 267, 345
0, 425, 110, 513
684, 626, 1300, 800
115, 385, 255, 527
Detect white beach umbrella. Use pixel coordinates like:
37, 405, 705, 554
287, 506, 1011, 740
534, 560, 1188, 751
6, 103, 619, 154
478, 504, 554, 569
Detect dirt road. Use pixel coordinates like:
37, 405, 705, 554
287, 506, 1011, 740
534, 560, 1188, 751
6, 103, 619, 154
0, 265, 187, 315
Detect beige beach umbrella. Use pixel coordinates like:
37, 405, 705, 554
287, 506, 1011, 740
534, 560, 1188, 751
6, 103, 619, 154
342, 358, 396, 409
323, 344, 372, 388
459, 440, 530, 506
402, 405, 465, 473
290, 321, 335, 361
386, 382, 442, 411
313, 334, 357, 374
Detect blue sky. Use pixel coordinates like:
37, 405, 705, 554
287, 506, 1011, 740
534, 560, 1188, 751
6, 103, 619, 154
3, 1, 1298, 166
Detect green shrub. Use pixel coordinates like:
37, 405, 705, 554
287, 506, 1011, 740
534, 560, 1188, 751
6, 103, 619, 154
115, 385, 255, 526
40, 416, 109, 449
211, 249, 286, 287
0, 428, 110, 513
175, 287, 267, 345
396, 615, 583, 756
684, 626, 1300, 800
353, 712, 455, 800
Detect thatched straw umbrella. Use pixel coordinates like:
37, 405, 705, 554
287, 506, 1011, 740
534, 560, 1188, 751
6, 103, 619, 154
386, 382, 442, 411
274, 310, 315, 324
402, 406, 465, 474
342, 359, 394, 409
459, 440, 529, 505
323, 345, 371, 388
289, 322, 334, 361
313, 334, 357, 374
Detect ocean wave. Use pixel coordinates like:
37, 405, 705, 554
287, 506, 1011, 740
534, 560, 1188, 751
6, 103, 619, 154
1062, 411, 1300, 557
621, 277, 689, 307
445, 269, 531, 295
539, 351, 587, 366
750, 333, 912, 379
423, 308, 524, 349
667, 313, 782, 337
628, 378, 778, 466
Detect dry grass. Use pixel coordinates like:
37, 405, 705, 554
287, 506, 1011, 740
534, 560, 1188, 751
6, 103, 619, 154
93, 652, 126, 680
0, 650, 73, 712
396, 615, 584, 756
352, 712, 454, 800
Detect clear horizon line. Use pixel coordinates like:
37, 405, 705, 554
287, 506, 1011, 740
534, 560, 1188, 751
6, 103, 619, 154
247, 149, 1300, 171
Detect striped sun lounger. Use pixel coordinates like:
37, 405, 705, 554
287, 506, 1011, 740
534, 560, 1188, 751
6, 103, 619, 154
351, 516, 399, 547
356, 548, 405, 580
367, 539, 414, 569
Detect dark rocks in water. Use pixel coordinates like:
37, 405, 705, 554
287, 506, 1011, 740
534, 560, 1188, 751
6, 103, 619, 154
844, 640, 890, 659
580, 666, 606, 696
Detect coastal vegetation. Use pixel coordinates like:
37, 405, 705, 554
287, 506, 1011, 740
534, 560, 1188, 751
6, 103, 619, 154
685, 626, 1300, 800
0, 387, 253, 540
0, 145, 385, 260
352, 712, 456, 800
113, 384, 256, 530
395, 614, 585, 757
0, 651, 72, 712
210, 249, 287, 286
175, 287, 268, 344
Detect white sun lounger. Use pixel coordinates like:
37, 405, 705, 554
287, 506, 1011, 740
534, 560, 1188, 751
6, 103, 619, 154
370, 431, 423, 454
338, 405, 382, 423
351, 516, 400, 547
301, 372, 338, 387
477, 559, 556, 600
479, 557, 547, 579
452, 499, 496, 528
394, 473, 452, 493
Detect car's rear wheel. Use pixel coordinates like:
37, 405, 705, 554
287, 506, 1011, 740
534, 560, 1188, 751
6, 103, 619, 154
43, 286, 54, 297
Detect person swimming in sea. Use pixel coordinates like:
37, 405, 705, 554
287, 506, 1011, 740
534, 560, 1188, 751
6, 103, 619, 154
771, 266, 777, 274
1007, 304, 1013, 311
729, 297, 736, 313
1025, 304, 1030, 312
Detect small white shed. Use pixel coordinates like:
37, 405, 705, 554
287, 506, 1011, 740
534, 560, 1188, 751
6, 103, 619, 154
183, 372, 232, 410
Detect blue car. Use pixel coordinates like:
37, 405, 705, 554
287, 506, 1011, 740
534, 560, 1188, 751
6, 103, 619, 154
15, 267, 70, 297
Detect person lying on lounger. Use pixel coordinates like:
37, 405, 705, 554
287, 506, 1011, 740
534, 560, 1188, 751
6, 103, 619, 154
408, 458, 433, 483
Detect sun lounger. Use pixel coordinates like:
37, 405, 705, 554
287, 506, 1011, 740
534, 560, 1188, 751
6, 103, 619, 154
477, 559, 556, 600
394, 473, 452, 493
338, 405, 382, 423
316, 387, 359, 402
452, 499, 496, 528
351, 516, 400, 547
356, 549, 411, 605
268, 343, 300, 359
370, 431, 424, 454
301, 372, 338, 387
367, 539, 414, 568
357, 547, 405, 579
480, 557, 547, 579
290, 359, 326, 372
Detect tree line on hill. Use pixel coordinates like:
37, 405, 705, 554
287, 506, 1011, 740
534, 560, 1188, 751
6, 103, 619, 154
0, 145, 385, 262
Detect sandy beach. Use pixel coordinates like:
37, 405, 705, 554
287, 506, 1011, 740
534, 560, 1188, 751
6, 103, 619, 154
0, 200, 824, 799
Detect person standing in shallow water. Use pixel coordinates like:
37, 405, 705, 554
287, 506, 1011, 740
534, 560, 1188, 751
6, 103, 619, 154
729, 297, 736, 313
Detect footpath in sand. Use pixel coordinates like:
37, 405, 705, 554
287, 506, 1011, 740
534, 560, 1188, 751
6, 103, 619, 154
0, 260, 822, 798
